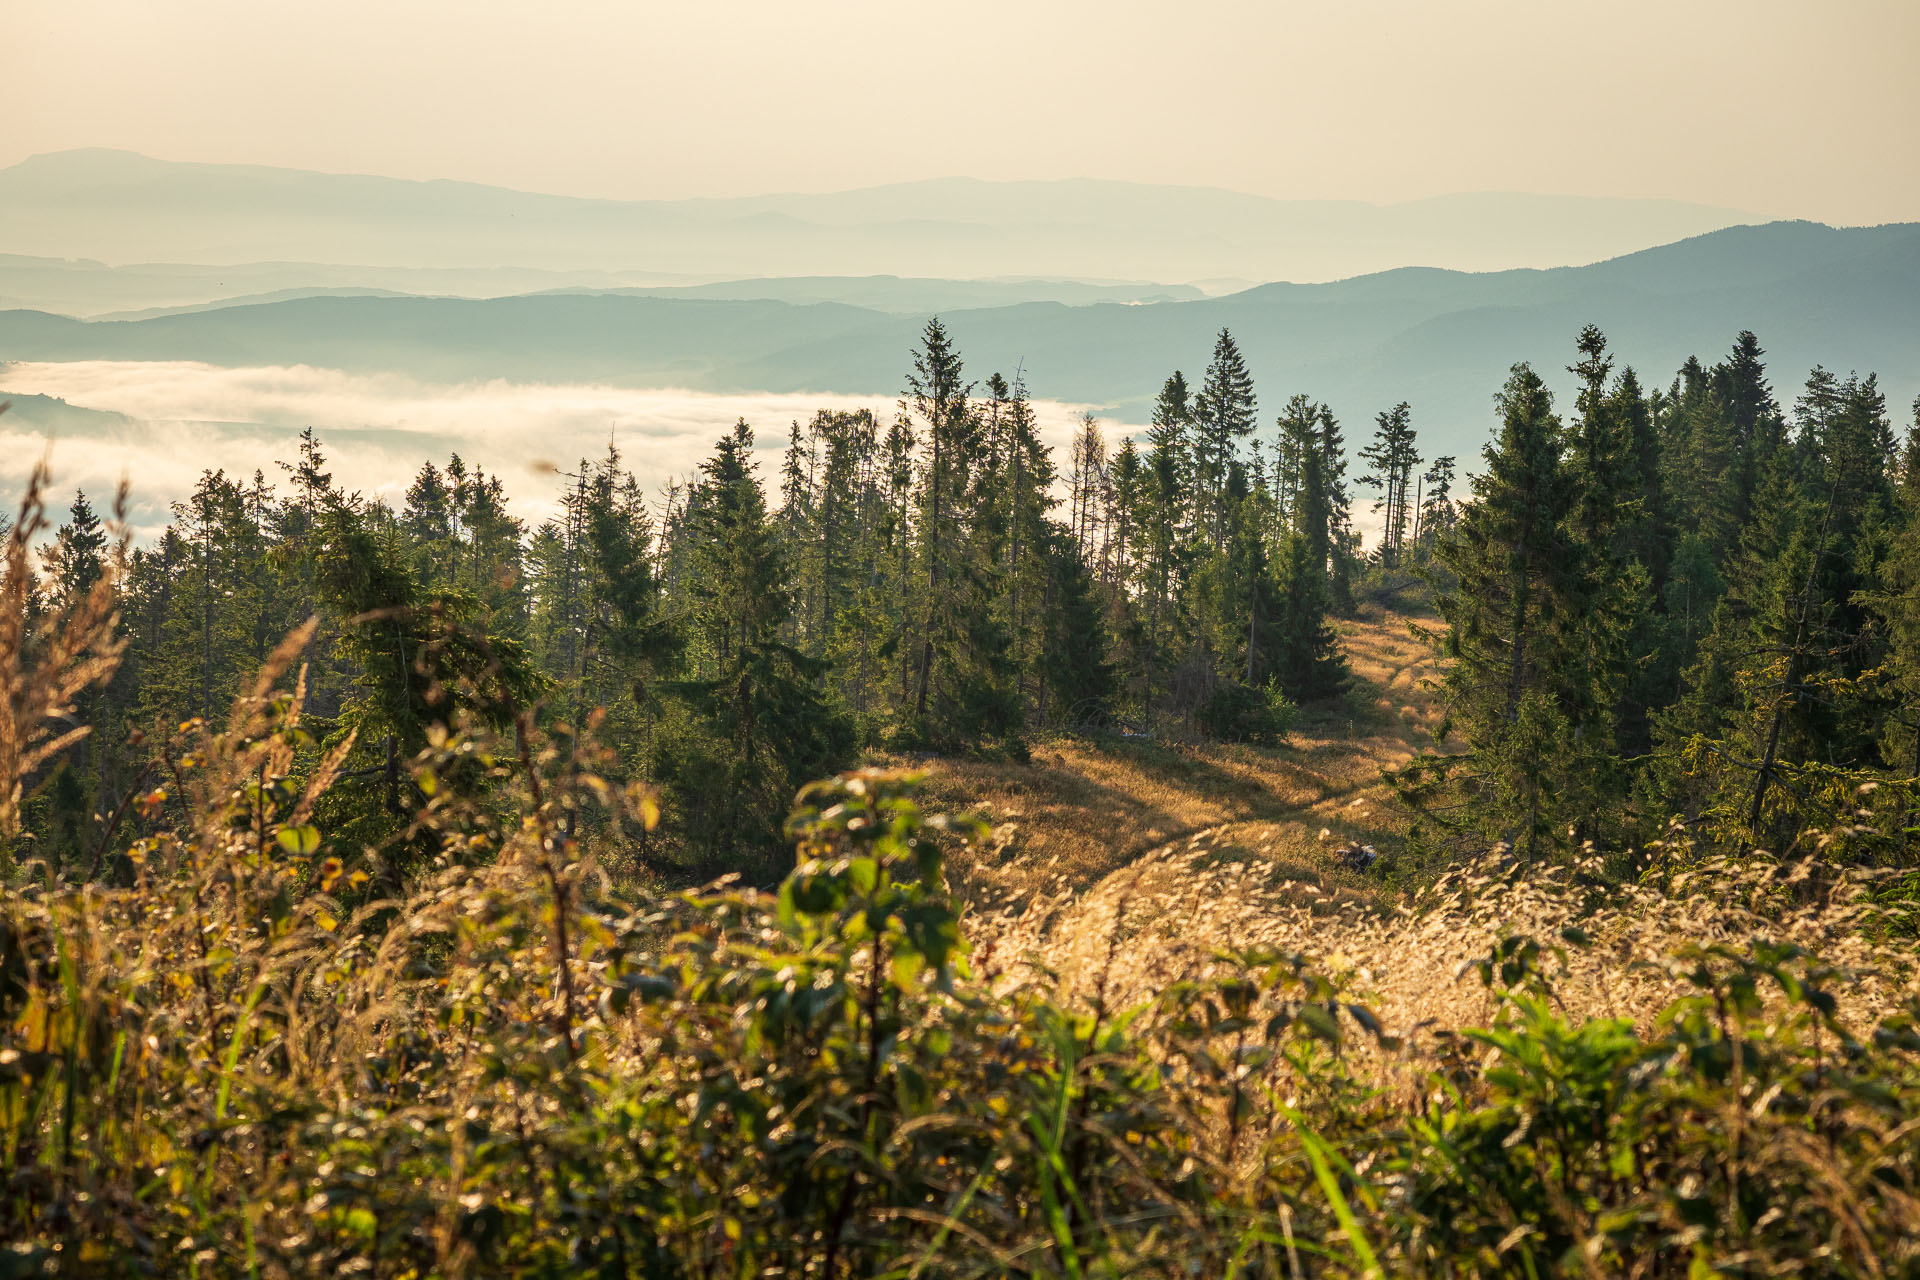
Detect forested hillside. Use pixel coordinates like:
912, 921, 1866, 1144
11, 317, 1920, 880
6, 219, 1914, 456
5, 317, 1920, 1275
6, 320, 1353, 881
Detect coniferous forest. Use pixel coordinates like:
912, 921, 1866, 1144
18, 319, 1920, 880
14, 319, 1362, 883
6, 317, 1920, 1275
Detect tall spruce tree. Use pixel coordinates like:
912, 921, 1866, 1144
1039, 526, 1116, 730
904, 318, 976, 727
1136, 374, 1195, 731
1358, 402, 1420, 567
1402, 364, 1585, 860
991, 377, 1054, 720
1317, 403, 1358, 613
1269, 525, 1347, 702
44, 492, 108, 614
1415, 455, 1457, 555
664, 420, 851, 872
1192, 329, 1258, 541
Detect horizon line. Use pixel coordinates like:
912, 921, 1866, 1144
2, 145, 1785, 222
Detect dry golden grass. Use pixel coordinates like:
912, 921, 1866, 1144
886, 601, 1448, 913
973, 837, 1917, 1080
907, 603, 1917, 1066
0, 443, 128, 848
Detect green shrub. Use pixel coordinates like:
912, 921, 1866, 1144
1195, 677, 1297, 745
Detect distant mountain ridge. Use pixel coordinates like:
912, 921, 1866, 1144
3, 219, 1914, 463
0, 262, 1204, 323
0, 391, 133, 434
0, 148, 1764, 283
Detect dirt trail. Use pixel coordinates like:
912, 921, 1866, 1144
899, 603, 1451, 912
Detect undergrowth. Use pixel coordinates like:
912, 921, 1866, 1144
3, 465, 1920, 1277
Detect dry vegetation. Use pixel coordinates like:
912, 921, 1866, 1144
907, 603, 1445, 910
7, 467, 1920, 1276
926, 602, 1917, 1055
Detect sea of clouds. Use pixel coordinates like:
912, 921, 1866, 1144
0, 361, 1130, 541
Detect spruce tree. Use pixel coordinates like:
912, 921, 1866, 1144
39, 491, 116, 848
1039, 527, 1116, 730
1269, 524, 1347, 702
45, 492, 108, 613
1192, 329, 1258, 540
905, 318, 975, 726
1612, 366, 1670, 587
311, 492, 544, 867
1317, 403, 1358, 613
1358, 402, 1420, 567
665, 420, 851, 871
1559, 327, 1656, 778
1566, 326, 1626, 550
991, 378, 1054, 720
578, 443, 677, 724
1714, 330, 1782, 525
1403, 364, 1583, 860
1138, 374, 1193, 731
1415, 456, 1457, 556
402, 461, 454, 583
1272, 395, 1319, 520
806, 409, 869, 665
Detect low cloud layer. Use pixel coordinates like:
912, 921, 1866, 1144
1, 361, 1126, 540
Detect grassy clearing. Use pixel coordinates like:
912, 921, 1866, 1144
927, 601, 1916, 1064
890, 601, 1449, 914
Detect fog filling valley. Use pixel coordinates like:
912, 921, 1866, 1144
0, 360, 1138, 540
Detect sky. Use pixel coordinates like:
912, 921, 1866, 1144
4, 0, 1918, 226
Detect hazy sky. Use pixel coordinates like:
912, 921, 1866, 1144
5, 0, 1918, 224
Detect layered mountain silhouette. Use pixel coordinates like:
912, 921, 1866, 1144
0, 256, 1208, 322
0, 149, 1761, 284
3, 219, 1914, 460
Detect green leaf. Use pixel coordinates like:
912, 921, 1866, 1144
1299, 1004, 1343, 1045
276, 825, 321, 856
890, 950, 925, 991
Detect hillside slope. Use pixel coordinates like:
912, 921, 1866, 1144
903, 602, 1446, 916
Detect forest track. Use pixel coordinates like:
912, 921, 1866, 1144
893, 602, 1452, 913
